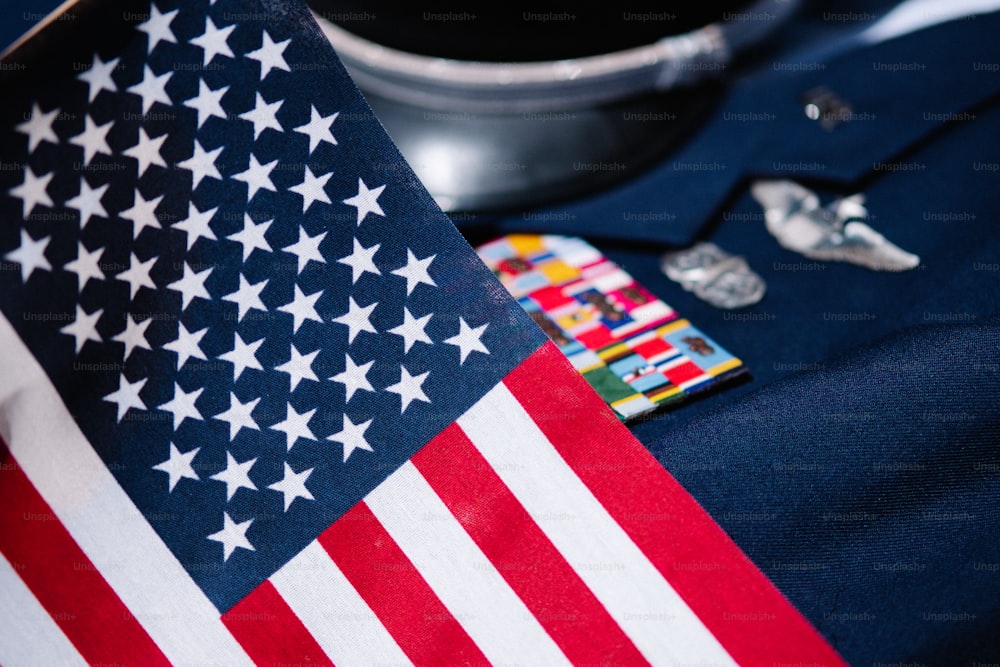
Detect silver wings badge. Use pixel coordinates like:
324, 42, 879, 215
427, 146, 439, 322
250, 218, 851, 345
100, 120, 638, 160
751, 180, 920, 272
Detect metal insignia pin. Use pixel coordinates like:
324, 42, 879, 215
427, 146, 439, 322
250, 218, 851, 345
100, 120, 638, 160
750, 179, 920, 272
660, 242, 766, 309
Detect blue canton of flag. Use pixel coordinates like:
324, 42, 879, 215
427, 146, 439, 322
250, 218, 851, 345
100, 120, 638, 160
0, 0, 542, 613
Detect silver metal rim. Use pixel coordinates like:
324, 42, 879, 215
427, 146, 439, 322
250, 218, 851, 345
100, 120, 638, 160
312, 0, 799, 112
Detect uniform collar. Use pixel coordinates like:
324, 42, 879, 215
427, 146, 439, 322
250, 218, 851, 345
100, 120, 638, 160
489, 10, 1000, 247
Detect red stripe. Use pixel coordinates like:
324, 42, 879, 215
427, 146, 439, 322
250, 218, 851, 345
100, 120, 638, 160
632, 336, 673, 359
577, 326, 616, 350
223, 580, 331, 667
0, 443, 169, 666
504, 343, 846, 667
318, 502, 490, 666
413, 423, 650, 666
529, 285, 575, 310
662, 359, 706, 385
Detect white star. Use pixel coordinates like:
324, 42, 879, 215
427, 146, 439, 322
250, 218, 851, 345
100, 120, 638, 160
78, 54, 119, 102
227, 214, 272, 262
388, 307, 433, 353
268, 463, 315, 512
245, 31, 291, 80
391, 249, 437, 295
65, 178, 110, 227
338, 237, 381, 284
232, 154, 278, 201
119, 191, 164, 239
60, 304, 103, 354
275, 345, 320, 392
168, 262, 212, 309
444, 318, 490, 364
127, 65, 172, 114
289, 166, 333, 213
64, 241, 105, 292
122, 127, 168, 176
113, 314, 152, 360
177, 139, 223, 189
190, 17, 235, 66
216, 393, 261, 441
331, 296, 377, 344
343, 178, 386, 225
386, 366, 431, 412
4, 229, 51, 283
327, 414, 374, 462
115, 253, 156, 299
16, 103, 59, 152
294, 105, 338, 153
220, 333, 264, 381
9, 166, 54, 218
69, 115, 113, 165
137, 4, 179, 54
270, 403, 317, 451
174, 202, 218, 250
330, 354, 375, 402
163, 323, 208, 369
222, 274, 267, 321
153, 443, 200, 492
211, 452, 257, 501
103, 375, 147, 422
278, 285, 323, 333
159, 382, 204, 431
207, 512, 255, 562
183, 79, 228, 128
282, 228, 326, 274
239, 92, 283, 140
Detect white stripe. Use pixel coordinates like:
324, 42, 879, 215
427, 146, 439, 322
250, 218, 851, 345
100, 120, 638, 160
627, 330, 656, 346
544, 235, 603, 267
366, 463, 571, 667
567, 349, 602, 371
630, 301, 674, 328
656, 355, 688, 372
270, 541, 410, 666
648, 349, 682, 365
458, 383, 738, 666
0, 555, 86, 667
591, 268, 632, 292
612, 319, 649, 337
0, 314, 251, 666
679, 374, 713, 391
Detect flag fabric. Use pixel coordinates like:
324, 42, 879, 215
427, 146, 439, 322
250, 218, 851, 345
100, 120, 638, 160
0, 0, 843, 664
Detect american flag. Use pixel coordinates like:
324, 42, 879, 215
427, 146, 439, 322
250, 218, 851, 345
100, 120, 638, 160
0, 0, 842, 664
